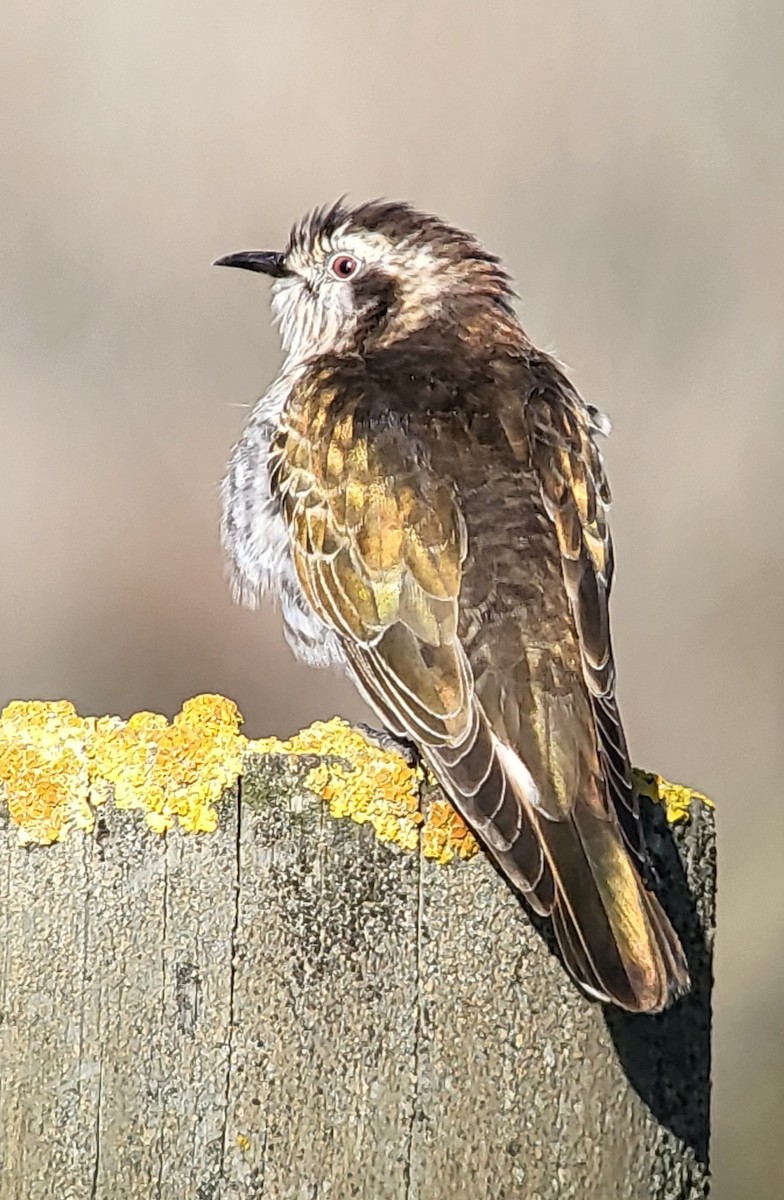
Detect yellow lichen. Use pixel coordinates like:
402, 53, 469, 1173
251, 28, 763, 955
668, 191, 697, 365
0, 701, 96, 845
0, 695, 711, 859
421, 799, 479, 864
248, 718, 425, 852
236, 1133, 251, 1152
0, 698, 428, 852
0, 694, 244, 843
88, 694, 244, 834
633, 768, 713, 824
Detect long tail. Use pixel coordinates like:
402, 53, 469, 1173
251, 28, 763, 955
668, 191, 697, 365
427, 710, 689, 1014
536, 783, 689, 1011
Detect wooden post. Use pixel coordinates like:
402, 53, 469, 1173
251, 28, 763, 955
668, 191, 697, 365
0, 704, 713, 1200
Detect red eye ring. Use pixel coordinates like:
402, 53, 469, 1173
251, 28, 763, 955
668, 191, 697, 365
330, 253, 359, 279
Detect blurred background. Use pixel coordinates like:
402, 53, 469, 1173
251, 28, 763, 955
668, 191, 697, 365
1, 2, 782, 1194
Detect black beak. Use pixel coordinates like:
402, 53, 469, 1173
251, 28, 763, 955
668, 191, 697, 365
212, 250, 289, 278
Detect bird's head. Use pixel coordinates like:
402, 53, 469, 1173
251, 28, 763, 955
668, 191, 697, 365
214, 199, 515, 361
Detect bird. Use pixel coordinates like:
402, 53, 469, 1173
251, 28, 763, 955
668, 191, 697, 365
215, 199, 689, 1013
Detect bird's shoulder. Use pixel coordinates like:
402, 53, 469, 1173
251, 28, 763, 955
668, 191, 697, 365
279, 330, 541, 464
281, 319, 602, 452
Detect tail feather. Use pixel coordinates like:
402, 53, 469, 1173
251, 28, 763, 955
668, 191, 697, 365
542, 796, 690, 1012
426, 708, 689, 1013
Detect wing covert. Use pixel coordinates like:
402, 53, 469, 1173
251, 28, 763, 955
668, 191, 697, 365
271, 372, 470, 747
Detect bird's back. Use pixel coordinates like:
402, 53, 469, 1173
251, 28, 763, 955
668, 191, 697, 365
275, 326, 689, 1011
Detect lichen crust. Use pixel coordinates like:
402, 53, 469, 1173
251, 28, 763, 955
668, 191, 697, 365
632, 768, 713, 825
0, 695, 707, 856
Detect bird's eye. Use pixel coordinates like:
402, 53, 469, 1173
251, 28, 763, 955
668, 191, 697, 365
329, 253, 359, 279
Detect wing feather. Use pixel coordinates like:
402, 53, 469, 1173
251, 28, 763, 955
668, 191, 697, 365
526, 366, 641, 854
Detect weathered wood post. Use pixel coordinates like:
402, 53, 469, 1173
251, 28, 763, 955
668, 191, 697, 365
0, 696, 713, 1199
